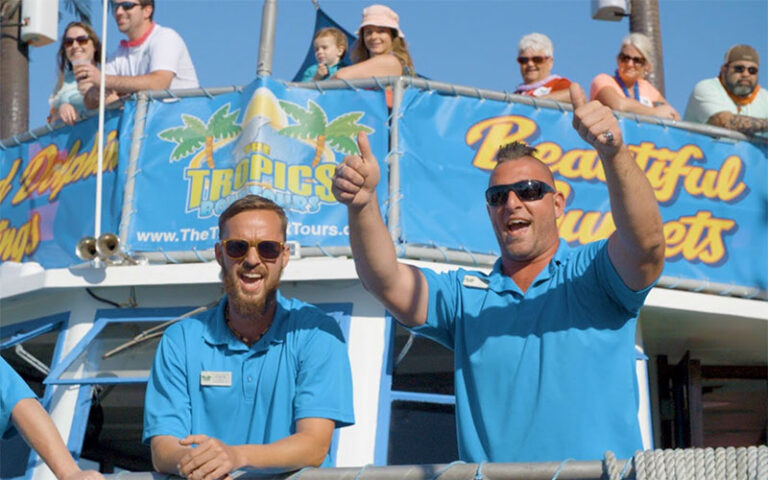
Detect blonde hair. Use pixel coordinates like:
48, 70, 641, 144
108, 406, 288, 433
315, 27, 348, 58
350, 27, 414, 73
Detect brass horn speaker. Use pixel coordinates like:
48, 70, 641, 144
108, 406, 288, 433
95, 233, 144, 265
75, 236, 98, 260
96, 233, 121, 260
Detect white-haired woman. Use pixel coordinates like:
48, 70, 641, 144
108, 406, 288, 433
514, 33, 572, 103
590, 33, 679, 119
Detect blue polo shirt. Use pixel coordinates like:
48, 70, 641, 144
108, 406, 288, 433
412, 239, 651, 462
1, 358, 37, 437
143, 292, 354, 468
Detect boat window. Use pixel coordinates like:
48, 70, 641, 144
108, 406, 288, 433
379, 323, 458, 464
391, 324, 454, 395
46, 308, 193, 385
656, 353, 768, 448
79, 383, 153, 472
388, 401, 458, 465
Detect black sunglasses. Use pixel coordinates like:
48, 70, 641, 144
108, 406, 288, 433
731, 65, 758, 75
64, 35, 90, 47
485, 180, 555, 206
111, 1, 141, 12
517, 56, 549, 65
221, 239, 284, 260
618, 52, 646, 66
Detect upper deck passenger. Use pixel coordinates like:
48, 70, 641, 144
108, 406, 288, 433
590, 33, 679, 120
301, 28, 349, 82
76, 0, 199, 110
49, 22, 101, 126
684, 44, 768, 136
513, 33, 572, 104
334, 4, 414, 79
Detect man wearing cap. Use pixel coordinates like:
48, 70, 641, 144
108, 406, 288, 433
513, 33, 572, 104
143, 196, 354, 477
76, 0, 199, 109
684, 44, 768, 135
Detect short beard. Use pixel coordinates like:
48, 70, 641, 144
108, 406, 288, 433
726, 79, 755, 97
221, 265, 278, 319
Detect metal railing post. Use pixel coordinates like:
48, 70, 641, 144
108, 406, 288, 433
387, 77, 404, 245
256, 0, 277, 77
118, 93, 150, 249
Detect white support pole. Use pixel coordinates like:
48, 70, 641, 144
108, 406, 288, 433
94, 0, 109, 242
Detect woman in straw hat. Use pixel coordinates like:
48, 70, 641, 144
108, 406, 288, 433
335, 4, 415, 79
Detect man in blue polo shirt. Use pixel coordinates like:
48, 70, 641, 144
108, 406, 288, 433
143, 195, 354, 477
1, 358, 105, 480
332, 83, 665, 462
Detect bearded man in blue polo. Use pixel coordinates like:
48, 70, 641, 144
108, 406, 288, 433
332, 83, 665, 462
143, 195, 354, 477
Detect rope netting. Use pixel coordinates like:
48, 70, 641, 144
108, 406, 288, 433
605, 446, 768, 480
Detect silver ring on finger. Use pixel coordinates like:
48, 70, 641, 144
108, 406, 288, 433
336, 164, 344, 176
602, 130, 614, 145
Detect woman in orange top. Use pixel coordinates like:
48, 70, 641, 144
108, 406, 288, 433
590, 33, 679, 120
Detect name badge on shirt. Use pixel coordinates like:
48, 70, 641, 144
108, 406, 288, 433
200, 371, 232, 387
462, 275, 489, 289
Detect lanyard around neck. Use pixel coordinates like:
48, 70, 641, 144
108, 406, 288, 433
614, 71, 639, 100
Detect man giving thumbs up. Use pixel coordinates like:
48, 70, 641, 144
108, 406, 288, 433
332, 83, 664, 463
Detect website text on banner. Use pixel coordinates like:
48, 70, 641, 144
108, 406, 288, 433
124, 77, 389, 253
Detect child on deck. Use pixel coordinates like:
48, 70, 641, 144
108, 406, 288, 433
301, 28, 348, 81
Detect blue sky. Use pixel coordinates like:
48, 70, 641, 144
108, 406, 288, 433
27, 0, 767, 128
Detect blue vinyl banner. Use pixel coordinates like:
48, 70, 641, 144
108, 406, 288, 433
124, 76, 389, 252
0, 112, 124, 268
397, 88, 768, 290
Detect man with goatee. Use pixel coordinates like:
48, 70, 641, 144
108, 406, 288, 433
143, 195, 354, 478
685, 44, 767, 136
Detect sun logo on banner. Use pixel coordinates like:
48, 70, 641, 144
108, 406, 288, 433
158, 104, 242, 169
277, 99, 372, 166
160, 88, 377, 219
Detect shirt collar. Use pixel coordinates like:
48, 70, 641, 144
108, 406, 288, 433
487, 239, 569, 294
120, 22, 155, 48
203, 292, 287, 353
514, 74, 562, 93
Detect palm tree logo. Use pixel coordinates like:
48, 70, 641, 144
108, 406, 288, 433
278, 100, 373, 166
158, 104, 241, 168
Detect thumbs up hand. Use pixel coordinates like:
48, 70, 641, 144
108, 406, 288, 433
570, 82, 623, 159
332, 132, 381, 209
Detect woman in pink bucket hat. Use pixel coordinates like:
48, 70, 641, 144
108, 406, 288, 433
335, 4, 415, 79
